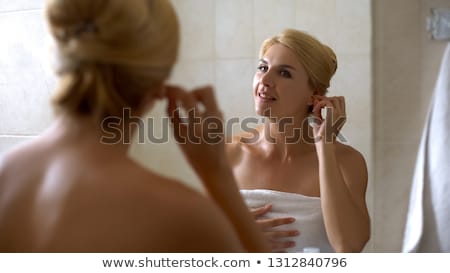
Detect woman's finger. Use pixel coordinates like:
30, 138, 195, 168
265, 229, 300, 239
270, 240, 296, 252
338, 96, 346, 115
166, 85, 199, 117
312, 100, 330, 120
191, 86, 220, 114
250, 204, 272, 218
257, 217, 296, 229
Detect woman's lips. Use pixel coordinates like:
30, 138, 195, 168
257, 92, 276, 102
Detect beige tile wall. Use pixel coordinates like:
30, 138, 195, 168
0, 0, 373, 251
373, 0, 450, 252
0, 2, 54, 155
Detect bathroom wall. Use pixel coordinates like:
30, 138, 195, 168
373, 0, 450, 252
0, 0, 373, 250
0, 1, 55, 154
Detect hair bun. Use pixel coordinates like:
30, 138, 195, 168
322, 44, 337, 75
47, 0, 179, 122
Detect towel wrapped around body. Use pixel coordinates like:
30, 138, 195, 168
240, 189, 334, 253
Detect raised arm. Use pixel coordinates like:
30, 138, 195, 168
311, 95, 370, 252
166, 85, 270, 252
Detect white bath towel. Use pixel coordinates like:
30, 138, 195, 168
402, 43, 450, 252
240, 189, 334, 253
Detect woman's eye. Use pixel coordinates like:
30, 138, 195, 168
280, 70, 292, 78
257, 65, 268, 72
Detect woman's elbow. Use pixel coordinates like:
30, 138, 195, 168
333, 228, 371, 253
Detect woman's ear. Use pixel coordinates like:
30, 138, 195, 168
136, 83, 166, 116
307, 95, 315, 113
152, 82, 166, 99
147, 83, 166, 102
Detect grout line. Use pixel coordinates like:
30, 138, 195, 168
212, 0, 217, 85
0, 135, 37, 138
0, 8, 43, 15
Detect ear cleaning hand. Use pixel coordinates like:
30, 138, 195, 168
310, 95, 347, 144
165, 85, 229, 181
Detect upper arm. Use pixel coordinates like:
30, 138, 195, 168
339, 147, 368, 207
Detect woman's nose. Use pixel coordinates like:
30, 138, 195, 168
260, 69, 274, 87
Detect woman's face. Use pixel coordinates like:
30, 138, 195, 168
253, 43, 315, 119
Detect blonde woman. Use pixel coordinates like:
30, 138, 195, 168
227, 29, 370, 252
0, 0, 269, 252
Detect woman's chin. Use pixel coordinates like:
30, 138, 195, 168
255, 108, 271, 117
255, 105, 274, 117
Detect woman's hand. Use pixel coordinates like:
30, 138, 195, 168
251, 204, 300, 252
310, 95, 346, 144
166, 85, 227, 182
166, 85, 272, 252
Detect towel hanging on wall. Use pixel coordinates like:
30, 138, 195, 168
402, 43, 450, 252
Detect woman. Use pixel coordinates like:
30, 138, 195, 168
227, 29, 370, 252
0, 0, 268, 252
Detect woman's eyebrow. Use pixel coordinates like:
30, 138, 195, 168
279, 64, 296, 71
258, 59, 297, 71
258, 59, 268, 64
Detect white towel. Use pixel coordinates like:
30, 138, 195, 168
240, 189, 334, 253
402, 43, 450, 252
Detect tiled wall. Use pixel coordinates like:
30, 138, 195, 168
0, 1, 55, 152
0, 0, 373, 250
373, 0, 450, 252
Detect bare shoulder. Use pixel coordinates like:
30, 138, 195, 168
334, 142, 368, 193
0, 138, 37, 164
335, 142, 367, 166
0, 138, 45, 182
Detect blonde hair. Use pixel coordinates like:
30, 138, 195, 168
260, 29, 337, 95
46, 0, 179, 122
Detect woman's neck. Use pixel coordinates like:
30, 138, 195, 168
259, 114, 316, 160
45, 113, 136, 155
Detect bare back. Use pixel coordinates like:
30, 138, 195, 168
0, 127, 242, 252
